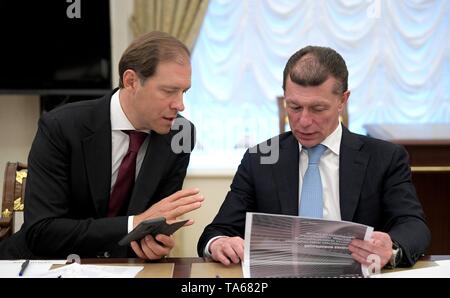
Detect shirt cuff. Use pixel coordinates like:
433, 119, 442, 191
203, 236, 228, 258
127, 216, 134, 233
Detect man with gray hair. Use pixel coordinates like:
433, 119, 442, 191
198, 46, 430, 270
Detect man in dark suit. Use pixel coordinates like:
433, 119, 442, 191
198, 46, 430, 269
1, 31, 203, 260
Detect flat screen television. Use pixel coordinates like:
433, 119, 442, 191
0, 0, 112, 96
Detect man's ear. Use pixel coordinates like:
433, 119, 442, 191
122, 69, 139, 90
338, 90, 350, 112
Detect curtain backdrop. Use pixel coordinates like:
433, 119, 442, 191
131, 0, 209, 50
184, 0, 449, 170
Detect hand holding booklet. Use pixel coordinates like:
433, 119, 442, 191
243, 212, 374, 278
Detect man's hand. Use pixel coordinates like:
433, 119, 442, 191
131, 234, 174, 260
349, 231, 393, 268
134, 188, 203, 228
209, 236, 244, 266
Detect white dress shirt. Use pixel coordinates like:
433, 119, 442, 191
204, 123, 343, 257
110, 90, 150, 233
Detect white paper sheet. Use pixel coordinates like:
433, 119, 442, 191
244, 212, 373, 278
37, 263, 144, 278
0, 260, 67, 278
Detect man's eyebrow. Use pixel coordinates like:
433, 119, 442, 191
160, 85, 191, 91
160, 85, 179, 89
312, 102, 329, 106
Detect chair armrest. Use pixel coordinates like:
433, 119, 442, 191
0, 216, 12, 227
0, 217, 13, 241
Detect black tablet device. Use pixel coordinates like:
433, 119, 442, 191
118, 217, 188, 246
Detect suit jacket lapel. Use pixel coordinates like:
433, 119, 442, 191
82, 94, 112, 216
127, 133, 171, 215
339, 127, 369, 221
273, 133, 300, 216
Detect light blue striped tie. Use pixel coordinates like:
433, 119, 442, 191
299, 144, 327, 218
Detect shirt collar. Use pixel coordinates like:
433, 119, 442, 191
298, 122, 342, 156
110, 89, 149, 134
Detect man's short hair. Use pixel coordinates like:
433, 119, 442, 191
282, 46, 348, 94
118, 31, 190, 88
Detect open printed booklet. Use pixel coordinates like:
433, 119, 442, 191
243, 212, 373, 278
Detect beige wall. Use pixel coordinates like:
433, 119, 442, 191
0, 95, 40, 219
172, 173, 233, 257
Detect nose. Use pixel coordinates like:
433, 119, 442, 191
299, 110, 313, 127
171, 94, 185, 112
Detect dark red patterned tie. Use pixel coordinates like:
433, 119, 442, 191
107, 130, 147, 217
